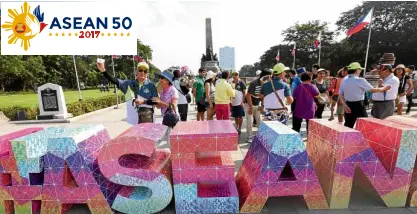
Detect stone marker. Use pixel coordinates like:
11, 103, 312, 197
37, 83, 68, 120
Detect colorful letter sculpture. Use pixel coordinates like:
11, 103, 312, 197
98, 123, 172, 214
0, 128, 43, 214
10, 125, 113, 214
236, 121, 328, 213
386, 116, 417, 207
170, 121, 239, 214
307, 118, 417, 209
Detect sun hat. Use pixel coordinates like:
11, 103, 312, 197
296, 67, 306, 74
256, 70, 262, 76
137, 62, 149, 70
159, 70, 174, 84
317, 68, 326, 72
395, 64, 405, 69
206, 70, 216, 80
347, 62, 364, 70
272, 63, 286, 75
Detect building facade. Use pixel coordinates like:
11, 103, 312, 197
219, 46, 235, 71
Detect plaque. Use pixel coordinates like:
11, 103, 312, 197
41, 88, 59, 112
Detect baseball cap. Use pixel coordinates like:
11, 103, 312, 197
296, 67, 306, 74
272, 63, 286, 75
347, 62, 363, 70
137, 62, 149, 70
284, 67, 290, 71
256, 70, 262, 76
377, 64, 393, 71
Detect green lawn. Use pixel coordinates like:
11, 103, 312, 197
0, 89, 124, 108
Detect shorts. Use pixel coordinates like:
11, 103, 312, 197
205, 102, 215, 110
197, 102, 206, 112
336, 103, 344, 115
332, 94, 339, 103
231, 105, 245, 118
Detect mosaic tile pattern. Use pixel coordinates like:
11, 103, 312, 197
97, 123, 172, 214
0, 128, 43, 214
236, 121, 328, 213
169, 120, 239, 214
10, 125, 113, 214
307, 118, 417, 209
385, 116, 417, 207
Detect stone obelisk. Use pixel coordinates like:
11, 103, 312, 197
201, 18, 220, 72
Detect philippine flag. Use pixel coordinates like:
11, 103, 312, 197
276, 50, 280, 62
314, 31, 321, 48
291, 43, 296, 57
347, 8, 373, 37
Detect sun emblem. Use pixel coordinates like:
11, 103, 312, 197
1, 2, 48, 51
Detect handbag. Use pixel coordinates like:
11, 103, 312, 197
162, 103, 179, 128
317, 93, 329, 105
175, 81, 192, 104
268, 81, 289, 124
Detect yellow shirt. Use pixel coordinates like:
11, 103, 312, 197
215, 79, 235, 104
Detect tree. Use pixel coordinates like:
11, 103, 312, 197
336, 1, 417, 69
239, 65, 255, 77
282, 20, 336, 68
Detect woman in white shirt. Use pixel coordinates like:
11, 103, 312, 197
173, 70, 191, 121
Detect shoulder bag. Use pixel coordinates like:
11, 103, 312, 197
162, 103, 179, 128
267, 82, 289, 124
174, 82, 191, 103
312, 80, 329, 105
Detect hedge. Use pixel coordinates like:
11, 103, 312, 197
0, 95, 125, 121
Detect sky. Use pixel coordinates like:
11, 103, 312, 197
135, 0, 364, 73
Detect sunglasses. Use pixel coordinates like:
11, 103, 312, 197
377, 64, 392, 71
137, 69, 147, 73
232, 73, 238, 76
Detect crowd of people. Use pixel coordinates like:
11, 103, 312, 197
97, 59, 417, 142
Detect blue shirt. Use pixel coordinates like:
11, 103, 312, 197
339, 75, 373, 102
261, 77, 291, 109
118, 79, 158, 108
291, 76, 302, 94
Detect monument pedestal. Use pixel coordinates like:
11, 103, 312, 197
37, 83, 68, 120
201, 60, 220, 73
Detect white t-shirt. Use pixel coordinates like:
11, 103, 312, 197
173, 80, 188, 105
231, 80, 246, 106
372, 74, 400, 101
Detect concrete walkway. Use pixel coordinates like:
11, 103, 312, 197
1, 103, 417, 214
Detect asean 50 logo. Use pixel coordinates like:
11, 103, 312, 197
1, 2, 48, 51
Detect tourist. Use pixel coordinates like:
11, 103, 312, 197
193, 68, 207, 121
292, 72, 319, 133
394, 64, 413, 115
245, 69, 271, 143
204, 70, 216, 120
311, 69, 330, 119
338, 62, 391, 128
310, 64, 320, 80
290, 67, 306, 114
256, 70, 262, 78
405, 65, 416, 114
173, 69, 191, 121
329, 67, 348, 123
215, 71, 235, 120
152, 71, 179, 119
260, 63, 293, 124
371, 64, 399, 119
97, 61, 158, 124
230, 71, 246, 134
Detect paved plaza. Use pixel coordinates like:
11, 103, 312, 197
1, 103, 417, 214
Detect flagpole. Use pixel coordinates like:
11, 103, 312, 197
111, 56, 119, 109
318, 31, 321, 66
363, 8, 374, 73
133, 55, 136, 79
292, 43, 296, 69
72, 55, 82, 101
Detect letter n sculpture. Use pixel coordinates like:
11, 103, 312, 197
236, 121, 328, 213
170, 121, 239, 214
